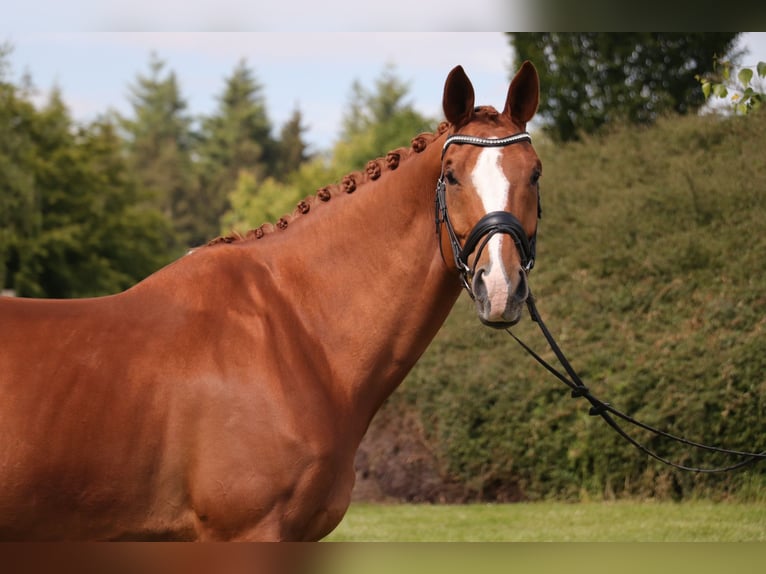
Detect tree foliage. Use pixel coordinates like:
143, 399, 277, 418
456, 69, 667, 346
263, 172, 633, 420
220, 65, 433, 233
1, 48, 317, 296
275, 106, 312, 178
193, 60, 278, 245
220, 158, 342, 235
0, 47, 176, 297
0, 44, 34, 292
508, 33, 741, 141
697, 57, 766, 115
120, 53, 195, 246
333, 64, 434, 172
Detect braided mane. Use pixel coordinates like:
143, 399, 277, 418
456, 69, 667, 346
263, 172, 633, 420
205, 121, 451, 248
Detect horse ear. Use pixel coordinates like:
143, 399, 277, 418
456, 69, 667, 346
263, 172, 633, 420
503, 60, 539, 129
443, 65, 475, 128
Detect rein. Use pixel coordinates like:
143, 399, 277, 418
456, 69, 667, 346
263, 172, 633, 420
435, 131, 766, 473
507, 294, 766, 472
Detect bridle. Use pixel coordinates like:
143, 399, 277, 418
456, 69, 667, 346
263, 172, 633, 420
435, 131, 539, 298
434, 130, 766, 473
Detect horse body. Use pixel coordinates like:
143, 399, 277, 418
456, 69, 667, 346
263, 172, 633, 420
0, 63, 540, 540
0, 138, 458, 541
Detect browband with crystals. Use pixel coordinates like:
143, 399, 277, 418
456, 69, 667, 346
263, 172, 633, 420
441, 132, 532, 159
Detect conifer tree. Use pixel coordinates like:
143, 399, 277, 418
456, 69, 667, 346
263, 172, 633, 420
0, 44, 37, 294
121, 53, 195, 245
194, 59, 275, 245
333, 64, 434, 172
1, 47, 176, 297
275, 106, 311, 180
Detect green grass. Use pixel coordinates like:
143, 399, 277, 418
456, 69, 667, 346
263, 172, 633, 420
325, 501, 766, 541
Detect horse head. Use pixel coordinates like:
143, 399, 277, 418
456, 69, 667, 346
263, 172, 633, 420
438, 61, 541, 328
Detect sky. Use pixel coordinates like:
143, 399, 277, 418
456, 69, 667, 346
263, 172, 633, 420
4, 32, 766, 152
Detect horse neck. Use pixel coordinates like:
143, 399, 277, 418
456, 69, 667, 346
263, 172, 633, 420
256, 134, 461, 435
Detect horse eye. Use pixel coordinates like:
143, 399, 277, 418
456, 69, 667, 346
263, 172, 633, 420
530, 169, 541, 186
445, 170, 459, 186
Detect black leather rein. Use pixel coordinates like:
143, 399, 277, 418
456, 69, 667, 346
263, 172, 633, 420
509, 294, 766, 472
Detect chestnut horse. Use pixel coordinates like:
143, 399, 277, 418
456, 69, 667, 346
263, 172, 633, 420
0, 62, 541, 540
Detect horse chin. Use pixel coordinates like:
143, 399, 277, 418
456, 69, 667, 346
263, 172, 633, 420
476, 304, 523, 329
479, 315, 521, 330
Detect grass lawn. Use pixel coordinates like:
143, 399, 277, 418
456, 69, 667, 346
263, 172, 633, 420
324, 500, 766, 542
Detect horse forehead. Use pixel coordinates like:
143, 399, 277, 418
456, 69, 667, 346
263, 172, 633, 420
470, 147, 510, 212
467, 142, 535, 208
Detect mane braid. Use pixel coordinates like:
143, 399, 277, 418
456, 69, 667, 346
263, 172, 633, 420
205, 122, 450, 248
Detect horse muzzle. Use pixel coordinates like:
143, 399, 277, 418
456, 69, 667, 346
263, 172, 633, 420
458, 211, 534, 328
472, 264, 529, 328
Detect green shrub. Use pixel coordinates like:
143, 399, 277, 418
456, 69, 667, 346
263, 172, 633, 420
373, 110, 766, 502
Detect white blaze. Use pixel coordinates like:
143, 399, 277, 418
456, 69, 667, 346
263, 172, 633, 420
470, 147, 512, 316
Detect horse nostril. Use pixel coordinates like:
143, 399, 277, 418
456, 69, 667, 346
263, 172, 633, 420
473, 268, 488, 300
514, 269, 529, 302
